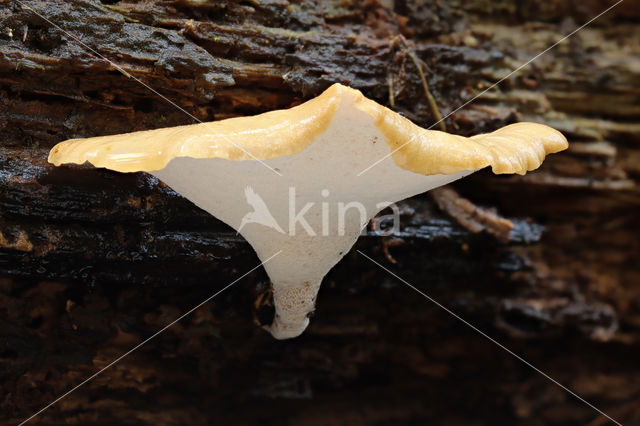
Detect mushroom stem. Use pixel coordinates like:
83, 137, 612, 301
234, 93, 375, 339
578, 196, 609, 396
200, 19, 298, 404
268, 280, 321, 339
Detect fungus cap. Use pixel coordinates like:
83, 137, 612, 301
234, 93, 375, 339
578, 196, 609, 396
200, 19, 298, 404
49, 83, 568, 339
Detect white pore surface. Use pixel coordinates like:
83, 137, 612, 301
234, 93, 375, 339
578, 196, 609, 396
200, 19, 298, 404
153, 90, 472, 339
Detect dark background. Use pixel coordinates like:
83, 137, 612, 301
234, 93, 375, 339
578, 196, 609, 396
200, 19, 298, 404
1, 0, 639, 424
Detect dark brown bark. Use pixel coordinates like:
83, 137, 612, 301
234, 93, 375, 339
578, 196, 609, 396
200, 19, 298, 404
1, 0, 639, 425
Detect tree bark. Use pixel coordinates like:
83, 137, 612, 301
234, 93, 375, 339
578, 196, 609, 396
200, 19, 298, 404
1, 0, 639, 425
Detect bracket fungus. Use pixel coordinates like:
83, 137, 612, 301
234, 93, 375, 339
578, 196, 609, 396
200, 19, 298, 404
49, 83, 568, 339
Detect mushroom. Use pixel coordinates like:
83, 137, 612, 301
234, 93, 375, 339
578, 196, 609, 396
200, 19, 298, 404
49, 83, 568, 339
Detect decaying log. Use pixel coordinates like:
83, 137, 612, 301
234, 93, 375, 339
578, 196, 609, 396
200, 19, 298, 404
430, 186, 515, 243
1, 0, 640, 425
